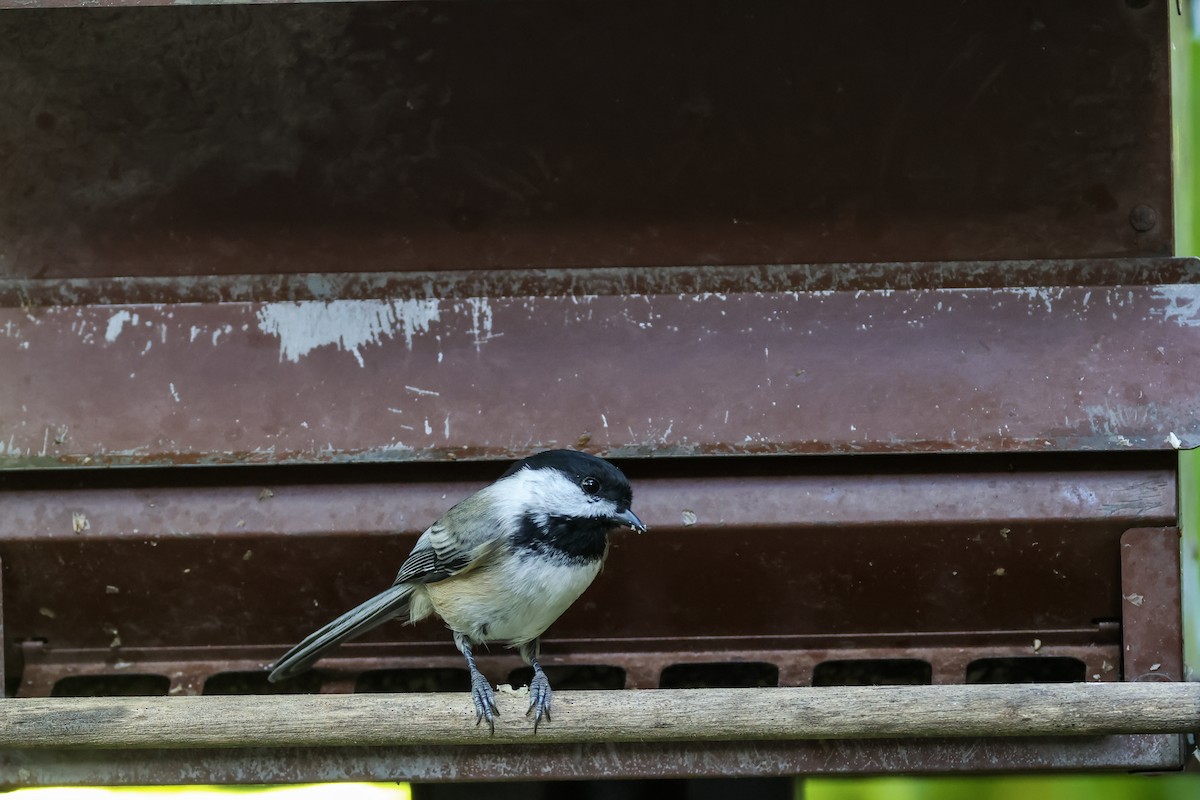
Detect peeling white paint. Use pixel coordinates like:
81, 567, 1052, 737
465, 297, 497, 351
105, 310, 134, 343
405, 385, 440, 397
1152, 285, 1200, 327
256, 299, 441, 367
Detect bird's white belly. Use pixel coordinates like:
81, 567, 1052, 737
424, 553, 602, 646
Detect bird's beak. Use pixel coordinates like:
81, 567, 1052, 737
613, 508, 647, 533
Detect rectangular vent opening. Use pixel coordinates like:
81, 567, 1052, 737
506, 665, 626, 691
812, 659, 933, 687
965, 657, 1087, 684
52, 674, 170, 697
659, 662, 779, 689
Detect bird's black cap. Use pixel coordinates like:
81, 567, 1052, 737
502, 449, 634, 511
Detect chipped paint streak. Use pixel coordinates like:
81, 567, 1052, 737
1007, 286, 1067, 313
464, 297, 496, 351
104, 310, 135, 343
256, 299, 441, 367
1151, 285, 1200, 327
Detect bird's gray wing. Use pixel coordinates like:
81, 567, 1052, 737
392, 495, 506, 585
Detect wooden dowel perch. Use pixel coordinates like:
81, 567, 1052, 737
1, 683, 1197, 750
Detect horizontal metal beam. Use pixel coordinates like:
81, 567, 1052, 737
3, 269, 1199, 466
0, 469, 1174, 541
0, 683, 1196, 749
0, 467, 1171, 654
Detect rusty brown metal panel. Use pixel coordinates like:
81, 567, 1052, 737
1120, 528, 1184, 683
0, 463, 1170, 711
2, 270, 1198, 466
0, 1, 1173, 278
2, 462, 1176, 779
0, 468, 1173, 656
0, 735, 1185, 786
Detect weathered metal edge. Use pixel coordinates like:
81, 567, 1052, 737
2, 259, 1198, 307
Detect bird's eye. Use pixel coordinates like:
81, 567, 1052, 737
581, 477, 601, 496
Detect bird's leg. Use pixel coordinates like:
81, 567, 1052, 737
519, 639, 552, 729
454, 631, 497, 734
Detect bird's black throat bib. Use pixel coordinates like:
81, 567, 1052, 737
514, 513, 611, 563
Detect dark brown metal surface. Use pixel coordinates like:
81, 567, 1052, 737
2, 263, 1199, 467
1, 460, 1178, 781
0, 463, 1170, 699
1116, 528, 1188, 772
1120, 528, 1184, 683
0, 1, 1174, 278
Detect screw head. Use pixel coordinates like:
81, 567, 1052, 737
1129, 204, 1157, 233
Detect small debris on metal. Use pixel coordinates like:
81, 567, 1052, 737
243, 550, 254, 561
681, 509, 698, 526
1032, 638, 1042, 652
993, 567, 1006, 577
1124, 593, 1145, 607
71, 512, 90, 533
105, 585, 119, 594
1150, 663, 1161, 671
258, 488, 274, 501
39, 607, 56, 619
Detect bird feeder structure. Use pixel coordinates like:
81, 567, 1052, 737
0, 0, 1197, 789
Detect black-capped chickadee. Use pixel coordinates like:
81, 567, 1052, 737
267, 449, 646, 731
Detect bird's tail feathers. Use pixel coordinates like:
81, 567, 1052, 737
268, 583, 414, 683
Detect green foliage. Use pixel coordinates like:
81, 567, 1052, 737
805, 775, 1199, 800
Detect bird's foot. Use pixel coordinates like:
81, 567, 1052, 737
470, 671, 499, 734
526, 668, 552, 730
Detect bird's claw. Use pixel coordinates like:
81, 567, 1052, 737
471, 673, 499, 734
526, 669, 553, 730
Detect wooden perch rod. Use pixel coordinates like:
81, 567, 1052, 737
1, 683, 1197, 750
